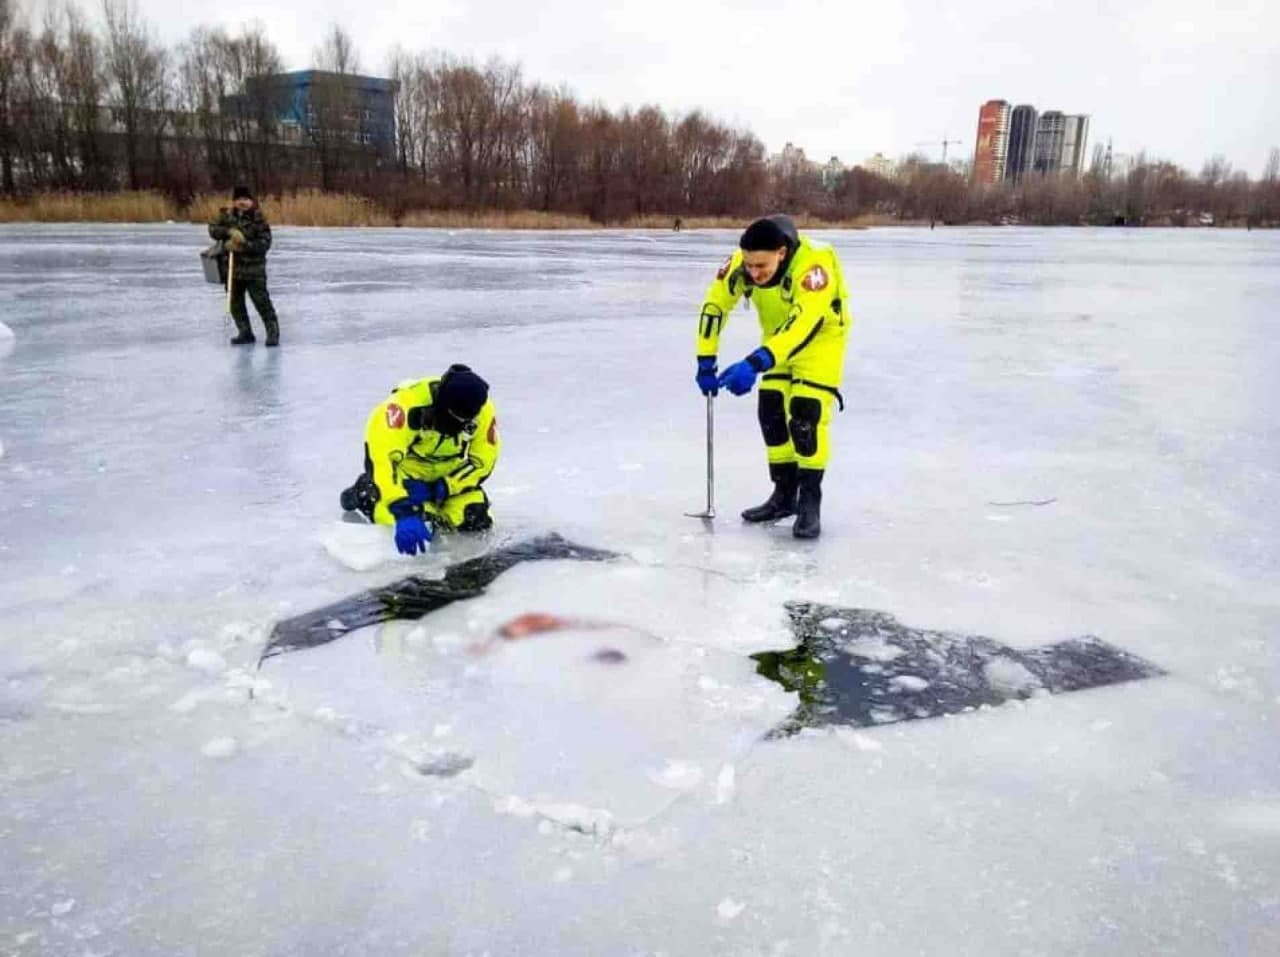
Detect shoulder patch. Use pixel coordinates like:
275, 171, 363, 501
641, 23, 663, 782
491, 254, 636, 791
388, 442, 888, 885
385, 403, 406, 429
715, 255, 733, 280
801, 265, 829, 292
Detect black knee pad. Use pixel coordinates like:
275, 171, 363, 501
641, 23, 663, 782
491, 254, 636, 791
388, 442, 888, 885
788, 396, 822, 457
757, 390, 790, 447
457, 501, 493, 532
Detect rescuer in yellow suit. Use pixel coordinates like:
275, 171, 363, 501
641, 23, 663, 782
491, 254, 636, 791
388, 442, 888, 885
695, 214, 851, 539
340, 364, 500, 554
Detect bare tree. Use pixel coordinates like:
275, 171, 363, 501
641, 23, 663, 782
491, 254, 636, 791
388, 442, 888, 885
832, 166, 899, 220
386, 46, 417, 177
618, 105, 673, 215
307, 23, 363, 191
528, 84, 580, 212
1250, 147, 1280, 227
231, 24, 286, 191
24, 9, 76, 188
175, 23, 285, 195
579, 104, 624, 221
720, 131, 768, 216
674, 111, 734, 213
177, 26, 230, 185
102, 0, 166, 189
427, 56, 491, 206
481, 58, 525, 206
315, 23, 358, 75
63, 3, 110, 189
1264, 147, 1280, 184
0, 0, 17, 193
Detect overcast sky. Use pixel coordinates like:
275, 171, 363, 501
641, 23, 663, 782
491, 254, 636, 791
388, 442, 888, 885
26, 0, 1280, 175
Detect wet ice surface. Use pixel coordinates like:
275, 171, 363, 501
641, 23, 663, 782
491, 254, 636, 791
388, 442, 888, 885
2, 223, 1279, 955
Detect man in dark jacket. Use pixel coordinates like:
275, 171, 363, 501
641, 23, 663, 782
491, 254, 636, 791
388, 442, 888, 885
208, 186, 280, 347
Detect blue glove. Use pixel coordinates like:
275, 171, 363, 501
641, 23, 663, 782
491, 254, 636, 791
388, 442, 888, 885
695, 356, 719, 396
717, 347, 775, 396
394, 514, 433, 555
403, 478, 449, 505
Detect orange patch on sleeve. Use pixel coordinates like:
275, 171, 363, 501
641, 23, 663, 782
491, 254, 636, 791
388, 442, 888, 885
801, 265, 829, 292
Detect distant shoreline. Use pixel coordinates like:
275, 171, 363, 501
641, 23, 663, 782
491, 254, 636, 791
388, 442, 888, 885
0, 191, 1270, 230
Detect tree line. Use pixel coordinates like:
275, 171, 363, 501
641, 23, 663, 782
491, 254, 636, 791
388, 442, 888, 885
878, 150, 1280, 228
1, 0, 1277, 226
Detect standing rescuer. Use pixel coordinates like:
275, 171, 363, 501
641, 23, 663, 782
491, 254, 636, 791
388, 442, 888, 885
695, 214, 852, 539
207, 185, 280, 347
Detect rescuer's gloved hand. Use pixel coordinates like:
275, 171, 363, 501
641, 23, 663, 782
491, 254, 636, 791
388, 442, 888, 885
717, 347, 774, 396
403, 478, 449, 505
695, 356, 719, 396
393, 514, 432, 555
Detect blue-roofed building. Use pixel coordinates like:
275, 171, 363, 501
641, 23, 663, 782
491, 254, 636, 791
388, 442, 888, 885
225, 70, 398, 157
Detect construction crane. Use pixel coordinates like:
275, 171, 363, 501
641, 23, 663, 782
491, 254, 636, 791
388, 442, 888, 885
913, 137, 965, 163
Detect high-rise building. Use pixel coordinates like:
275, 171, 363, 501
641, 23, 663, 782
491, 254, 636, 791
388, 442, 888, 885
1060, 114, 1091, 176
773, 141, 809, 177
970, 99, 1092, 180
822, 156, 845, 188
1032, 111, 1066, 175
972, 99, 1011, 185
864, 152, 895, 179
1004, 105, 1038, 182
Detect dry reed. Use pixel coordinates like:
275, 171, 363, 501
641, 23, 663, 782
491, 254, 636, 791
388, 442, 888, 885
185, 190, 393, 227
0, 190, 881, 229
0, 191, 178, 223
397, 208, 599, 229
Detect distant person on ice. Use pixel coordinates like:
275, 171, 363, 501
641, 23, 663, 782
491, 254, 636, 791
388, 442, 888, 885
340, 364, 500, 555
207, 186, 280, 347
695, 214, 852, 539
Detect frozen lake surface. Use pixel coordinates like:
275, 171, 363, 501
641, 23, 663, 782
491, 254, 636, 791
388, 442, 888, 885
2, 223, 1278, 955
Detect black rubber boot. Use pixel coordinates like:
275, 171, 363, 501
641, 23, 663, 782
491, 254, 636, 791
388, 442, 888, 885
793, 469, 823, 539
263, 316, 280, 347
339, 473, 379, 519
741, 462, 799, 523
229, 315, 255, 345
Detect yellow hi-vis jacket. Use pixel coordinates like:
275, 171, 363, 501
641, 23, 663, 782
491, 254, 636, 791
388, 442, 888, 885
696, 235, 852, 387
363, 376, 500, 525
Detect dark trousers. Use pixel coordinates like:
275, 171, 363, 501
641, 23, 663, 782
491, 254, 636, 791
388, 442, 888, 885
230, 277, 279, 339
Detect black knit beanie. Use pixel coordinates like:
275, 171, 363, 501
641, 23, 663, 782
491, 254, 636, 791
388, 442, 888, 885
739, 214, 797, 251
231, 185, 253, 201
436, 365, 489, 420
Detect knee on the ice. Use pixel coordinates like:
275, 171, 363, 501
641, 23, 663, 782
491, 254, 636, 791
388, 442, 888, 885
788, 396, 822, 457
457, 501, 493, 533
758, 390, 789, 447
